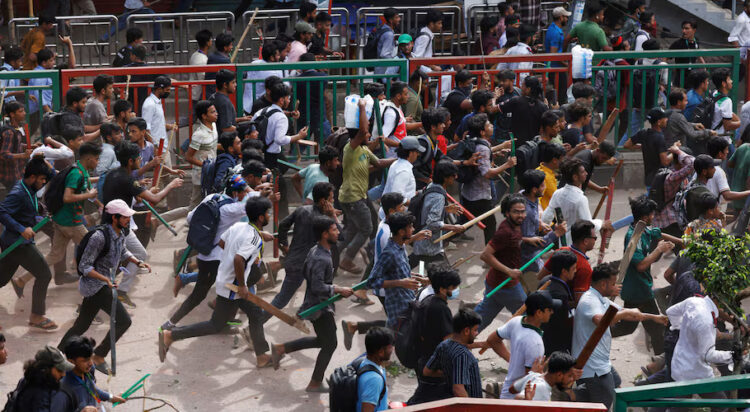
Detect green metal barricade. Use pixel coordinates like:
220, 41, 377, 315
236, 59, 408, 160
591, 48, 741, 147
614, 374, 750, 411
0, 69, 62, 135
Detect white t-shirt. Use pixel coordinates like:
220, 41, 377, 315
711, 95, 733, 135
189, 50, 209, 101
512, 372, 552, 401
706, 165, 730, 200
382, 158, 416, 201
215, 221, 263, 300
496, 316, 545, 399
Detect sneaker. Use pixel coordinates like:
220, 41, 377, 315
117, 292, 136, 308
160, 320, 175, 331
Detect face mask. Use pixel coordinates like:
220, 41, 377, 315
448, 287, 460, 300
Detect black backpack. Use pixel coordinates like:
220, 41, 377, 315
673, 180, 712, 229
40, 111, 64, 139
632, 59, 663, 109
691, 93, 728, 129
74, 225, 112, 277
394, 298, 429, 370
251, 107, 282, 151
514, 138, 542, 180
324, 128, 350, 190
407, 185, 445, 231
187, 195, 234, 255
3, 378, 77, 412
363, 25, 389, 60
647, 168, 672, 211
200, 153, 236, 197
43, 164, 84, 216
328, 357, 387, 412
447, 137, 490, 184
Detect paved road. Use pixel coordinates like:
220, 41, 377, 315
0, 187, 677, 411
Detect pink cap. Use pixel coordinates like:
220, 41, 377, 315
105, 199, 136, 217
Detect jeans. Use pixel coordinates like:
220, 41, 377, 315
619, 109, 643, 146
171, 295, 269, 356
282, 311, 337, 382
170, 260, 219, 325
59, 285, 132, 358
178, 272, 198, 285
270, 268, 304, 310
475, 281, 526, 332
575, 369, 621, 409
340, 199, 373, 261
119, 229, 148, 294
460, 197, 496, 245
611, 299, 665, 355
0, 244, 51, 316
102, 8, 161, 42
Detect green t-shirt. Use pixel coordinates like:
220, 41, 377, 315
52, 162, 90, 227
730, 143, 750, 210
622, 225, 662, 303
299, 163, 329, 201
339, 142, 378, 203
404, 88, 423, 124
569, 20, 608, 51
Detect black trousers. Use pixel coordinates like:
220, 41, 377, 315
59, 285, 132, 358
170, 259, 219, 324
0, 243, 51, 316
282, 311, 337, 382
171, 295, 269, 356
460, 197, 496, 245
611, 299, 665, 355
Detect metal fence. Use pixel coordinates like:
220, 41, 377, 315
355, 6, 463, 58
614, 374, 750, 411
0, 69, 62, 134
9, 16, 119, 68
127, 12, 235, 66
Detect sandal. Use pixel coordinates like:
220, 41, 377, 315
271, 345, 284, 370
158, 330, 167, 363
28, 318, 58, 331
11, 278, 24, 299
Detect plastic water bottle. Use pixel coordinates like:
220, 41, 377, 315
344, 94, 375, 128
571, 45, 594, 79
570, 0, 585, 30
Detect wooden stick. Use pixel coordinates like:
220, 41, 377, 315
593, 158, 624, 219
124, 75, 131, 100
450, 253, 478, 269
597, 181, 615, 265
433, 204, 502, 243
593, 191, 607, 220
225, 284, 310, 334
611, 220, 646, 301
446, 193, 485, 230
27, 0, 33, 17
575, 305, 618, 369
512, 280, 551, 317
231, 8, 259, 63
0, 86, 6, 124
597, 108, 619, 143
296, 139, 318, 147
23, 124, 31, 148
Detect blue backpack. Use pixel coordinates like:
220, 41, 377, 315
186, 194, 234, 255
200, 153, 236, 197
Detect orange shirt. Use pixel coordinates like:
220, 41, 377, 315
21, 28, 46, 70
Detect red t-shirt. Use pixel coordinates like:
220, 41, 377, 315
436, 134, 448, 155
543, 246, 592, 294
486, 219, 522, 289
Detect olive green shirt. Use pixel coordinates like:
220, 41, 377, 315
339, 142, 378, 203
52, 161, 90, 227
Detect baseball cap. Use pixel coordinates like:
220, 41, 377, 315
647, 107, 667, 122
105, 199, 136, 217
153, 76, 171, 90
295, 21, 315, 34
553, 6, 572, 17
399, 136, 426, 153
397, 34, 413, 44
525, 290, 563, 315
35, 345, 74, 372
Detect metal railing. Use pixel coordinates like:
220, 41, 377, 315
355, 6, 463, 58
614, 374, 750, 411
0, 69, 62, 133
10, 15, 119, 68
127, 12, 235, 66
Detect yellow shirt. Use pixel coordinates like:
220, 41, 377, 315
21, 28, 46, 70
537, 164, 557, 210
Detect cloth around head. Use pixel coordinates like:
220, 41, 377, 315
400, 136, 426, 152
398, 34, 413, 44
35, 346, 74, 372
553, 6, 572, 17
295, 21, 315, 34
105, 199, 136, 217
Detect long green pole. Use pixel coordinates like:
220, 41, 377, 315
141, 200, 177, 236
299, 280, 368, 319
485, 243, 555, 299
0, 216, 50, 261
278, 159, 302, 171
174, 245, 192, 275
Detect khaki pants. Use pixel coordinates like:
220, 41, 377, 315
190, 184, 202, 209
519, 270, 540, 295
46, 223, 88, 267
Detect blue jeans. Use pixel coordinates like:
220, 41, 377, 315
475, 281, 526, 332
618, 109, 643, 146
178, 271, 198, 286
102, 8, 161, 41
270, 268, 304, 310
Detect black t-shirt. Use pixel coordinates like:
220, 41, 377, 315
540, 275, 574, 355
443, 87, 471, 140
297, 69, 328, 128
112, 46, 132, 68
102, 167, 146, 209
561, 127, 583, 147
308, 32, 326, 56
575, 149, 595, 191
59, 107, 85, 136
251, 95, 273, 116
211, 92, 237, 132
631, 129, 668, 186
500, 96, 548, 145
418, 294, 453, 362
669, 38, 699, 64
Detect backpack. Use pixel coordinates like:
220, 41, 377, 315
673, 180, 712, 229
74, 225, 112, 277
691, 93, 728, 129
363, 25, 389, 60
43, 165, 84, 216
514, 138, 542, 180
40, 111, 64, 139
408, 28, 431, 49
446, 137, 490, 184
632, 59, 663, 109
251, 107, 282, 151
594, 60, 619, 110
186, 194, 234, 255
200, 153, 236, 197
3, 379, 77, 412
325, 128, 350, 190
329, 358, 387, 412
407, 185, 445, 231
647, 168, 672, 211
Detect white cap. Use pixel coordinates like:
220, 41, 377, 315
105, 199, 136, 217
553, 6, 572, 17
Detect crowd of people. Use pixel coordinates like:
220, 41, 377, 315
0, 0, 749, 411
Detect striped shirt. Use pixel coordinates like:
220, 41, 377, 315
216, 221, 262, 300
426, 339, 482, 398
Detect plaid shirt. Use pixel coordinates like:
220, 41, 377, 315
0, 126, 26, 188
653, 152, 695, 228
515, 0, 541, 29
367, 238, 415, 327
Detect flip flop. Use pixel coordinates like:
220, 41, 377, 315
11, 279, 24, 299
158, 330, 167, 363
94, 361, 111, 376
271, 345, 284, 370
28, 318, 58, 331
341, 320, 354, 351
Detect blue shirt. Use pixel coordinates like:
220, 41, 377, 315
573, 287, 615, 378
544, 23, 565, 67
356, 358, 388, 412
0, 63, 18, 102
367, 238, 414, 327
685, 89, 704, 121
28, 65, 53, 114
60, 369, 111, 410
0, 180, 42, 248
520, 195, 558, 272
454, 111, 478, 140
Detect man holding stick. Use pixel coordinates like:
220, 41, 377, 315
572, 262, 668, 408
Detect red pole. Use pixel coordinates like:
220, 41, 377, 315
445, 193, 486, 230
145, 138, 166, 224
325, 0, 333, 48
23, 124, 30, 147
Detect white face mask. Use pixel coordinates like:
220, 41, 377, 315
448, 287, 460, 300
